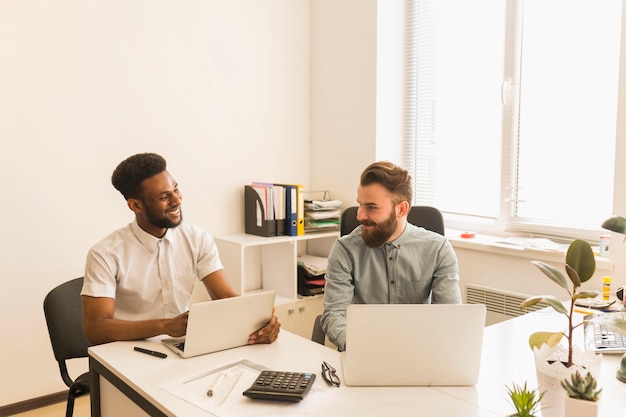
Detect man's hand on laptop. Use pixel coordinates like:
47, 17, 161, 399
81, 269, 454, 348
248, 311, 281, 344
164, 311, 189, 337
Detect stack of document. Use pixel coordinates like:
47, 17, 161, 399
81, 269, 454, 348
304, 199, 342, 232
297, 255, 328, 296
298, 255, 328, 276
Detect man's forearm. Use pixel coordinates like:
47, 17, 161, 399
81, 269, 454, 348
85, 318, 169, 345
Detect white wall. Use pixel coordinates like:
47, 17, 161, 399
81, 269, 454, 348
0, 0, 310, 406
310, 0, 378, 205
310, 0, 406, 203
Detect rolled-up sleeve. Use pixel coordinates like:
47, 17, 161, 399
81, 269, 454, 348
321, 239, 355, 351
430, 239, 462, 304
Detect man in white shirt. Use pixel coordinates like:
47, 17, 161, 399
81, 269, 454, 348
81, 152, 280, 345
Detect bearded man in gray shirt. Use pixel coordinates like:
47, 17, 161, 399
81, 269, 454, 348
321, 161, 462, 351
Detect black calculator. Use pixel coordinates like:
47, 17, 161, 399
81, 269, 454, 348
242, 370, 316, 402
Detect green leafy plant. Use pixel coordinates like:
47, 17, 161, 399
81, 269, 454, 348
521, 239, 626, 367
561, 370, 601, 402
505, 380, 544, 417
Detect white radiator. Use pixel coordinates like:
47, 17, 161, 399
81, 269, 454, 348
466, 284, 549, 325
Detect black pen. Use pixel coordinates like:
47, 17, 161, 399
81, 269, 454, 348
133, 346, 168, 359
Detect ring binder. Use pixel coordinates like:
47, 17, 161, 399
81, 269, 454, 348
244, 183, 312, 237
244, 186, 277, 236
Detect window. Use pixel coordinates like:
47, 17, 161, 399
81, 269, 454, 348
404, 0, 621, 241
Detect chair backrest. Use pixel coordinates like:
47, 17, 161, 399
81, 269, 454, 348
311, 314, 325, 345
407, 206, 444, 236
340, 207, 360, 236
43, 277, 91, 387
340, 205, 445, 236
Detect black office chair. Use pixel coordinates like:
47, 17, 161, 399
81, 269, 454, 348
43, 277, 91, 417
340, 205, 445, 236
311, 314, 325, 345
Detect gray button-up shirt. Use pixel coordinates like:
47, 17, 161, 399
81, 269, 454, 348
321, 223, 461, 350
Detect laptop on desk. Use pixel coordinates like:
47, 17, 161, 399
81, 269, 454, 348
341, 303, 486, 386
162, 290, 275, 359
583, 310, 626, 354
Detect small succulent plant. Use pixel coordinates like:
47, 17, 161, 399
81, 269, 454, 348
560, 370, 602, 402
505, 380, 544, 417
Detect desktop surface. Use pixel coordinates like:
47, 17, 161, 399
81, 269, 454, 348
88, 310, 626, 417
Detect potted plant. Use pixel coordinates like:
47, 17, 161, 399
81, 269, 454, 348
505, 380, 544, 417
519, 239, 626, 417
561, 371, 600, 417
521, 239, 599, 367
522, 239, 626, 361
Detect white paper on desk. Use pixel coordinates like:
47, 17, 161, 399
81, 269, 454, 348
493, 236, 566, 251
159, 358, 315, 417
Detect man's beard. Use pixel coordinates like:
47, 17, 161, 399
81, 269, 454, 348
361, 210, 397, 248
146, 206, 183, 229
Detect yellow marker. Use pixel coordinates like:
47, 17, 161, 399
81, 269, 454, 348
603, 276, 611, 301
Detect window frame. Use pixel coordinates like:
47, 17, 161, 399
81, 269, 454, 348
403, 0, 620, 243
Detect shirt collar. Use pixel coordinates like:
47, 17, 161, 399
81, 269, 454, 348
131, 219, 174, 253
385, 222, 411, 248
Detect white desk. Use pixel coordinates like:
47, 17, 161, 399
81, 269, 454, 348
88, 310, 626, 417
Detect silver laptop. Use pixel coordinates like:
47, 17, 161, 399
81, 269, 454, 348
341, 303, 486, 386
162, 291, 275, 358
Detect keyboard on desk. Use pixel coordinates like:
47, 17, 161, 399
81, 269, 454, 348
584, 311, 626, 353
242, 370, 315, 402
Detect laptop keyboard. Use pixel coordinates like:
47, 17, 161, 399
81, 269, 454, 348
242, 371, 316, 402
584, 311, 626, 353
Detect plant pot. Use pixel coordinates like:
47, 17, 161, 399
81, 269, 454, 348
506, 415, 537, 417
533, 344, 601, 417
564, 396, 598, 417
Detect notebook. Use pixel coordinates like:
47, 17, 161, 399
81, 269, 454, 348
162, 290, 275, 358
341, 303, 486, 386
583, 311, 626, 354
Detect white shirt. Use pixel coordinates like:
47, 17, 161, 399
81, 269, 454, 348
82, 220, 223, 320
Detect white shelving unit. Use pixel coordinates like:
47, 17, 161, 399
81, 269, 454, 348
214, 231, 338, 339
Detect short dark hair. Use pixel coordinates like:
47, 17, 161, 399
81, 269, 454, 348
111, 153, 167, 200
360, 161, 413, 206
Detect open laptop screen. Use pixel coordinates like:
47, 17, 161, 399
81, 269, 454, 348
342, 303, 486, 386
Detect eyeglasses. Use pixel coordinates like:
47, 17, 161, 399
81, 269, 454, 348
321, 361, 341, 387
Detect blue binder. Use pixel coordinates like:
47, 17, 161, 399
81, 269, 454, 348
282, 185, 298, 236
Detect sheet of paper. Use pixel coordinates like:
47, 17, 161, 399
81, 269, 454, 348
159, 358, 314, 416
493, 236, 567, 251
